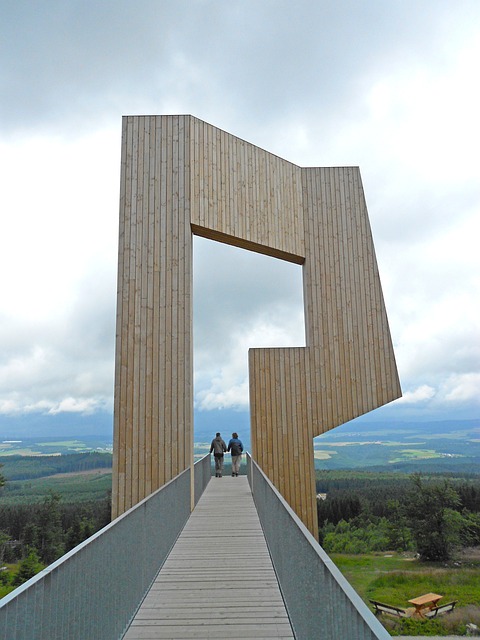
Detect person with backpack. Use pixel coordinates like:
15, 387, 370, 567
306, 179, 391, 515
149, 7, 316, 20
210, 432, 227, 477
227, 432, 243, 477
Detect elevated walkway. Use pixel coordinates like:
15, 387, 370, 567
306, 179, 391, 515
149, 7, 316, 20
0, 455, 390, 639
124, 476, 294, 639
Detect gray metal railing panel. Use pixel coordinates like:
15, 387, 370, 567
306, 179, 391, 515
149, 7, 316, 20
247, 454, 391, 640
194, 452, 211, 505
0, 468, 191, 640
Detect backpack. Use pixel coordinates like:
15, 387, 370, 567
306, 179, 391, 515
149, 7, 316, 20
230, 441, 242, 456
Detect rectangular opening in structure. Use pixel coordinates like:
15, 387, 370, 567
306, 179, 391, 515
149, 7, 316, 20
193, 234, 306, 458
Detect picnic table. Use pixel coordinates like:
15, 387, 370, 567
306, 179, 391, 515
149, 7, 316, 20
408, 593, 443, 618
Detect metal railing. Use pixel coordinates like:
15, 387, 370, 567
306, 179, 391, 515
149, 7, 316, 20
0, 456, 211, 640
1, 452, 390, 639
247, 453, 391, 640
194, 452, 211, 505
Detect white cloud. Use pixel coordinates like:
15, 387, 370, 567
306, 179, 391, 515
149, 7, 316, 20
361, 33, 480, 187
0, 1, 479, 425
0, 131, 119, 318
395, 385, 436, 405
48, 397, 103, 415
444, 373, 480, 404
195, 313, 306, 411
194, 237, 305, 411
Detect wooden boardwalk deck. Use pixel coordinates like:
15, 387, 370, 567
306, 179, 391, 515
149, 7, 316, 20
123, 476, 294, 639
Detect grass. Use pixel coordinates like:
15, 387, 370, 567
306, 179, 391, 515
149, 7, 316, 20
390, 449, 442, 463
0, 585, 12, 599
332, 551, 480, 636
0, 562, 41, 600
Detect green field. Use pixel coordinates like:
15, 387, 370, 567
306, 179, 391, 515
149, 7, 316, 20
0, 443, 213, 505
314, 420, 480, 473
2, 434, 480, 636
0, 436, 112, 457
332, 551, 480, 636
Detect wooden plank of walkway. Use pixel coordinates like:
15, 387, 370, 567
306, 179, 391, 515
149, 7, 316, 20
123, 476, 294, 639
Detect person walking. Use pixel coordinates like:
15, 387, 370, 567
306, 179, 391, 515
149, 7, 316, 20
227, 432, 243, 476
210, 432, 227, 477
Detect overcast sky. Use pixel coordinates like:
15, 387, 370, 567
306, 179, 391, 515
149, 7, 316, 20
1, 0, 479, 435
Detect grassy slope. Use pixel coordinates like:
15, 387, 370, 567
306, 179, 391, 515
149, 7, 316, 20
333, 552, 480, 605
332, 552, 480, 636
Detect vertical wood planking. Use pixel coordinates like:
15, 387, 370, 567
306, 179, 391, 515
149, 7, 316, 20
249, 347, 318, 537
186, 117, 194, 496
112, 116, 193, 518
170, 116, 179, 475
151, 116, 161, 493
189, 117, 305, 262
137, 116, 148, 501
113, 115, 401, 535
301, 166, 401, 437
126, 116, 139, 510
249, 162, 401, 534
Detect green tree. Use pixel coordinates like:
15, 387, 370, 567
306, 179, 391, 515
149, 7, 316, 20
21, 522, 40, 553
0, 463, 5, 488
458, 509, 480, 547
37, 492, 65, 564
385, 499, 413, 551
12, 548, 43, 587
0, 566, 11, 586
0, 531, 10, 564
66, 516, 95, 551
406, 473, 462, 561
321, 517, 390, 554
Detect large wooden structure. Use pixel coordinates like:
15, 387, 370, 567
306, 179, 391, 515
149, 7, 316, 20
112, 115, 401, 535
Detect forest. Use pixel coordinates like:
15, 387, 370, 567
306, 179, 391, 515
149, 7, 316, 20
315, 470, 480, 635
0, 454, 111, 597
2, 454, 480, 617
316, 470, 480, 559
0, 452, 112, 481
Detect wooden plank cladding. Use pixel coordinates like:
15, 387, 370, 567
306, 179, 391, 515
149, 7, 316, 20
191, 225, 305, 265
189, 116, 305, 262
112, 115, 402, 535
249, 348, 318, 535
249, 167, 401, 537
112, 116, 193, 518
301, 166, 401, 435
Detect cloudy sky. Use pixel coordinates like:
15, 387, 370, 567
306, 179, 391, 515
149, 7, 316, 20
1, 0, 479, 438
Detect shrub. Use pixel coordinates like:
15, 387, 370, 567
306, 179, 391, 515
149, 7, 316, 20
322, 518, 390, 554
12, 548, 43, 587
441, 605, 480, 634
0, 568, 11, 586
383, 609, 480, 637
407, 475, 463, 561
386, 616, 444, 636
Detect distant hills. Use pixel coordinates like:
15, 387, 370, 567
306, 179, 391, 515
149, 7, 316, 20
314, 418, 480, 473
1, 412, 479, 474
0, 408, 249, 443
321, 418, 480, 437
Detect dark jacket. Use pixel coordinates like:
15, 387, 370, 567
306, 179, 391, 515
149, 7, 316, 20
227, 438, 243, 456
210, 436, 227, 456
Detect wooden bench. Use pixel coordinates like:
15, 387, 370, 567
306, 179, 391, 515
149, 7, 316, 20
424, 601, 457, 618
369, 600, 409, 618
